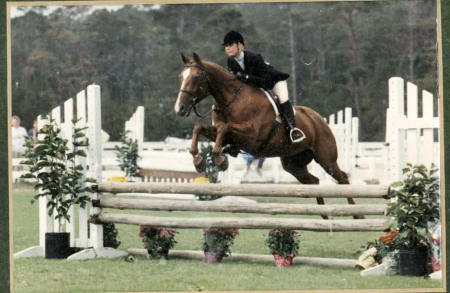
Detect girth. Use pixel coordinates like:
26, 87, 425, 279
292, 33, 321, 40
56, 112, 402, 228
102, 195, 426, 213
257, 120, 282, 153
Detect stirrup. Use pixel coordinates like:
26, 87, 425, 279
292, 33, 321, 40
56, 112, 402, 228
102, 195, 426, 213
290, 128, 306, 143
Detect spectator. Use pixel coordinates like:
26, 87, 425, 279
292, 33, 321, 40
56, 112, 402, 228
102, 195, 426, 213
28, 119, 38, 140
241, 152, 265, 178
11, 115, 28, 157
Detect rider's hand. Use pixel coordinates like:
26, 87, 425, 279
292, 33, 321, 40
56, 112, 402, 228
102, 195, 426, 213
236, 71, 246, 81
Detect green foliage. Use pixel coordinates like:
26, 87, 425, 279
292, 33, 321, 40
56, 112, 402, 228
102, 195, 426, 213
20, 117, 95, 229
202, 228, 239, 257
139, 226, 178, 259
199, 143, 220, 183
114, 131, 141, 179
366, 164, 440, 264
386, 164, 440, 251
266, 228, 300, 257
196, 143, 222, 201
103, 223, 121, 249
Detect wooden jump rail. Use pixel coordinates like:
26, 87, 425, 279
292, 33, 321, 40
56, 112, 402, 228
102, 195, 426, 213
95, 182, 391, 199
92, 213, 390, 232
82, 182, 393, 265
91, 182, 392, 232
97, 195, 387, 216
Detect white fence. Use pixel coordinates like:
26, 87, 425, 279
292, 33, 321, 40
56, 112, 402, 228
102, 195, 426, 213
125, 106, 145, 150
15, 84, 103, 257
386, 77, 439, 180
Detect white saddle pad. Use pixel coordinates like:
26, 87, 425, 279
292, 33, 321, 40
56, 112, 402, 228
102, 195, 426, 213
260, 89, 295, 122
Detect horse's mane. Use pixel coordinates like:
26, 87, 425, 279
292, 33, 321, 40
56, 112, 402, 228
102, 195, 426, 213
202, 61, 234, 79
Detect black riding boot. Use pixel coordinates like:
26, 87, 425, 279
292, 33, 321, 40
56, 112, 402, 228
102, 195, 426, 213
279, 101, 306, 143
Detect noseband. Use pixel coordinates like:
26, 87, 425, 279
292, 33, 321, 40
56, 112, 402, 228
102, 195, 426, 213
179, 64, 210, 117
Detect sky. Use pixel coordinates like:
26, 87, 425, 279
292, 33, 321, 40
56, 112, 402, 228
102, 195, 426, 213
10, 4, 161, 18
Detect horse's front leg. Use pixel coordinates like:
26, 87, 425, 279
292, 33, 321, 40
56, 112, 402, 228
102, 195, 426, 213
189, 124, 217, 173
211, 122, 229, 171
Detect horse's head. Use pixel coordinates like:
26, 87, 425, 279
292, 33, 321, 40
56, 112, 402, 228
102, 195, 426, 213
174, 53, 210, 117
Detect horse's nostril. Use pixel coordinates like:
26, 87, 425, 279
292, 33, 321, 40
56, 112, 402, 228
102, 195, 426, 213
177, 105, 185, 116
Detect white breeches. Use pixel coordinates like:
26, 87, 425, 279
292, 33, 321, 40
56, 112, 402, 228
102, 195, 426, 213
272, 80, 289, 103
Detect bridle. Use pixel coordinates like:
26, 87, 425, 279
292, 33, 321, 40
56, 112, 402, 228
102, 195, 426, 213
178, 64, 243, 118
178, 64, 210, 117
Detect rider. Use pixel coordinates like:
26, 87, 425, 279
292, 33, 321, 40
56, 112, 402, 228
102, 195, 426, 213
222, 30, 306, 145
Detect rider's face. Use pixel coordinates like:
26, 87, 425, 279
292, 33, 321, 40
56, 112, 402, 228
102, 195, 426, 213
224, 43, 243, 58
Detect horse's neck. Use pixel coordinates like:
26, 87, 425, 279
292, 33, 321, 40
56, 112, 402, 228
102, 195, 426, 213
206, 65, 241, 108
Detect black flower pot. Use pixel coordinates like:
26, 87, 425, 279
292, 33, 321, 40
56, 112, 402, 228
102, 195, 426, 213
398, 247, 428, 276
45, 232, 71, 259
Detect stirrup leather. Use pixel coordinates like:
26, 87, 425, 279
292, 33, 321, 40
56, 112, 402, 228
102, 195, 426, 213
290, 128, 306, 143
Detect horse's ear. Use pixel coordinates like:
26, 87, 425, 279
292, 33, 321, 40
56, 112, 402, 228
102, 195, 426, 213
193, 52, 205, 69
180, 52, 189, 64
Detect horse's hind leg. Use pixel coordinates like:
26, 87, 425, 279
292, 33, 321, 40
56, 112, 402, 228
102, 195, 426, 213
315, 159, 364, 219
280, 153, 329, 220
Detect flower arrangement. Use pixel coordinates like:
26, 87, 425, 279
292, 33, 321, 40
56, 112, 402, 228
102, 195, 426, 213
139, 226, 178, 259
266, 228, 300, 267
202, 228, 240, 262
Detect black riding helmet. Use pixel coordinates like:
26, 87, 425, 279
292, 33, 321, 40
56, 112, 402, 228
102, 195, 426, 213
222, 31, 245, 46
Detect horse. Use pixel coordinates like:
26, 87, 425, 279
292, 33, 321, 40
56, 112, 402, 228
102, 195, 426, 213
174, 53, 360, 218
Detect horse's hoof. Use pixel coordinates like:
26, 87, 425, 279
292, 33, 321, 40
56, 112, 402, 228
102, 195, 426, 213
193, 155, 206, 173
214, 155, 229, 171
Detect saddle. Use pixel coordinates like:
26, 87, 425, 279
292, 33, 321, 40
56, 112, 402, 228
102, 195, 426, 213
262, 89, 283, 123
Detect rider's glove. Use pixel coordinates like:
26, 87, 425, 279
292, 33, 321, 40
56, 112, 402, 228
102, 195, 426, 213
236, 71, 246, 81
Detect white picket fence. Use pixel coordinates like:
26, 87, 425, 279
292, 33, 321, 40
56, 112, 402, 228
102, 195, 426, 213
15, 84, 103, 258
125, 106, 145, 150
386, 77, 440, 180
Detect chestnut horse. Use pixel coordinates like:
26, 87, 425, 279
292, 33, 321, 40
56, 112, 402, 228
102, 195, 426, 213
174, 53, 359, 216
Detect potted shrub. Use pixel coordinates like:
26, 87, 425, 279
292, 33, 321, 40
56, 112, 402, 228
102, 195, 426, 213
202, 228, 239, 263
138, 226, 178, 259
21, 118, 94, 258
366, 164, 440, 276
266, 228, 300, 267
386, 164, 440, 276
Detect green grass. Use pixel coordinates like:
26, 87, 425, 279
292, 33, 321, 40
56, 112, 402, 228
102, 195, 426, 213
12, 183, 443, 293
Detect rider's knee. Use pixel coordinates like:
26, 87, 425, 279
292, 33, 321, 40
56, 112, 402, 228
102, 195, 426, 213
272, 80, 289, 103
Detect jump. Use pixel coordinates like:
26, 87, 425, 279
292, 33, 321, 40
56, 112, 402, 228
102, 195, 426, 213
174, 52, 362, 218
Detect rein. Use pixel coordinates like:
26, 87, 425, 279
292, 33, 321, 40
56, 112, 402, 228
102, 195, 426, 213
179, 64, 242, 118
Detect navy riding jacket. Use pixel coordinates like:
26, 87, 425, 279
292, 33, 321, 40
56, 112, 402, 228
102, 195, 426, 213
227, 50, 289, 90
